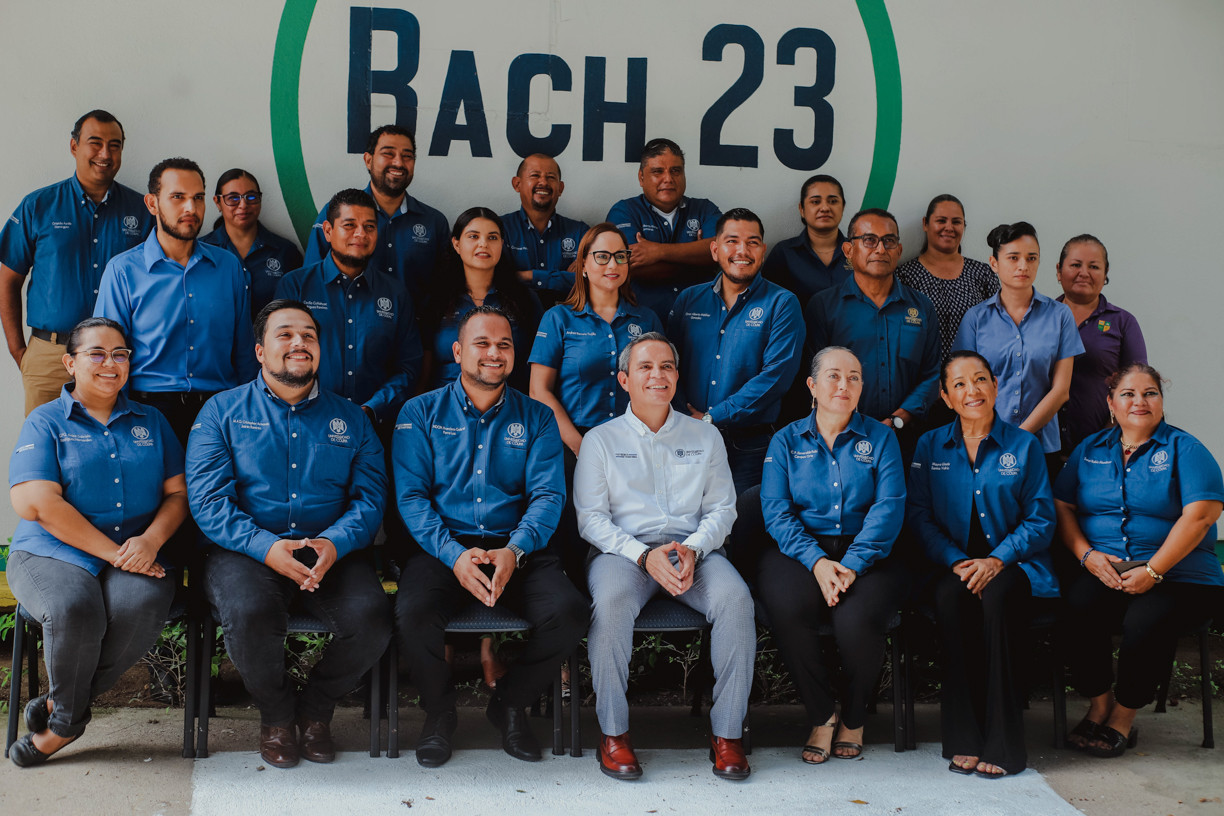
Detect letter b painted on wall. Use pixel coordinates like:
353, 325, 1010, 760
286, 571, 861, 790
347, 7, 420, 154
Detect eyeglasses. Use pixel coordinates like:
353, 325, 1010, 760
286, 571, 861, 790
77, 348, 132, 364
849, 233, 900, 250
590, 250, 630, 266
220, 192, 262, 207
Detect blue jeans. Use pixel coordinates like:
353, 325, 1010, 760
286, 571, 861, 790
724, 431, 773, 498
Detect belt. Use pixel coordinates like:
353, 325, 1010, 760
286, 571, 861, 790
719, 423, 775, 441
30, 328, 65, 344
131, 390, 217, 404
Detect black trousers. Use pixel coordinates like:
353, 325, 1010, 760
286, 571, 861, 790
1060, 571, 1221, 709
934, 565, 1034, 775
395, 545, 588, 715
550, 441, 590, 597
757, 543, 909, 730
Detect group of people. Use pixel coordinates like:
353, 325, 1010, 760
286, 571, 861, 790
3, 110, 1221, 784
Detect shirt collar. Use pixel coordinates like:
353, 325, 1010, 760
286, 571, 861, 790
798, 409, 868, 442
642, 195, 688, 217
259, 370, 320, 405
577, 299, 635, 321
59, 383, 144, 421
712, 272, 758, 301
517, 207, 553, 235
941, 411, 1006, 449
320, 252, 364, 285
68, 174, 113, 207
795, 229, 847, 263
624, 402, 676, 437
363, 184, 415, 217
1088, 419, 1171, 453
843, 272, 901, 307
141, 228, 206, 271
986, 287, 1052, 315
448, 378, 508, 418
1056, 292, 1115, 320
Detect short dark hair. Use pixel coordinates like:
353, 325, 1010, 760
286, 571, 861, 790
456, 305, 512, 342
71, 110, 125, 143
940, 350, 996, 392
66, 317, 128, 357
715, 207, 765, 239
326, 188, 379, 224
985, 222, 1039, 258
214, 168, 259, 197
515, 153, 561, 179
800, 174, 844, 203
365, 125, 416, 155
846, 207, 898, 238
255, 299, 321, 346
640, 138, 684, 170
148, 157, 205, 197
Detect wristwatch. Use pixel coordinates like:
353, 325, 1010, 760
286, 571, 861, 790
1144, 564, 1164, 584
637, 549, 651, 573
890, 415, 905, 430
507, 543, 527, 569
701, 412, 713, 424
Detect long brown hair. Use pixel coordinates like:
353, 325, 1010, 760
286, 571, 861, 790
561, 222, 637, 311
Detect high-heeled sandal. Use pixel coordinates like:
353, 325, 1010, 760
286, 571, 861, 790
802, 714, 838, 765
1065, 717, 1101, 751
1088, 725, 1138, 758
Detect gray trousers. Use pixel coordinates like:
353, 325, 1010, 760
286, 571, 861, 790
587, 546, 755, 738
6, 550, 175, 738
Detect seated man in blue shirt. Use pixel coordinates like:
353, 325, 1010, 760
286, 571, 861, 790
504, 153, 589, 308
607, 139, 721, 320
94, 157, 257, 445
667, 208, 803, 496
187, 299, 391, 770
393, 306, 588, 768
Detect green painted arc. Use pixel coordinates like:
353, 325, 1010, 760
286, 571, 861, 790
855, 0, 902, 212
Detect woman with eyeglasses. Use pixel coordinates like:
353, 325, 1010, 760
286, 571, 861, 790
6, 317, 188, 767
201, 168, 303, 318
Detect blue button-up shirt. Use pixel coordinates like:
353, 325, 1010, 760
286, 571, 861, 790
304, 187, 448, 302
953, 290, 1085, 453
94, 231, 258, 393
805, 275, 941, 421
275, 255, 422, 424
200, 222, 304, 319
186, 375, 387, 563
0, 175, 153, 334
763, 230, 853, 304
426, 289, 543, 393
501, 208, 590, 294
667, 274, 803, 428
761, 412, 905, 574
1055, 422, 1224, 586
8, 386, 184, 575
528, 301, 664, 429
392, 380, 564, 569
607, 194, 722, 320
907, 414, 1059, 597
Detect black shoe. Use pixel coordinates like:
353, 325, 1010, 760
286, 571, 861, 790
486, 695, 542, 762
9, 732, 78, 768
416, 710, 458, 768
1088, 725, 1138, 758
24, 695, 50, 734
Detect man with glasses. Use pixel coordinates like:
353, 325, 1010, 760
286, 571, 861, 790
0, 110, 153, 415
803, 208, 940, 459
502, 153, 589, 309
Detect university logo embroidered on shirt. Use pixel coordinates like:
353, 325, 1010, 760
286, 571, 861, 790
904, 307, 923, 326
686, 218, 700, 234
745, 307, 765, 327
628, 323, 642, 337
562, 238, 576, 252
1149, 449, 1170, 473
998, 452, 1020, 476
505, 422, 527, 447
412, 223, 427, 237
853, 440, 874, 463
675, 448, 704, 459
266, 258, 282, 273
1096, 319, 1111, 332
377, 297, 394, 318
131, 426, 150, 440
122, 215, 141, 235
328, 418, 351, 444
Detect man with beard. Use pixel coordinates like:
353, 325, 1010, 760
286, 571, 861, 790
666, 208, 803, 496
303, 125, 448, 302
187, 299, 391, 769
0, 110, 154, 414
94, 157, 257, 445
392, 306, 587, 767
501, 153, 589, 308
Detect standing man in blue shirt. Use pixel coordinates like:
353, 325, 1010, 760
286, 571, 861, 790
303, 125, 448, 303
504, 153, 589, 309
607, 139, 722, 321
0, 110, 153, 415
93, 158, 257, 446
187, 299, 391, 769
667, 208, 804, 496
393, 306, 587, 768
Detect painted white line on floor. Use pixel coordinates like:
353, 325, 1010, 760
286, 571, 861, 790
191, 744, 1081, 816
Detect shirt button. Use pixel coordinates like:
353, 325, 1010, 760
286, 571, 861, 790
716, 355, 721, 360
834, 505, 839, 509
291, 523, 296, 528
348, 371, 353, 375
190, 320, 194, 324
387, 243, 392, 248
833, 482, 838, 487
1014, 390, 1019, 395
609, 413, 614, 417
976, 490, 981, 494
479, 524, 485, 530
94, 264, 98, 269
477, 470, 482, 475
1015, 352, 1021, 356
476, 497, 482, 503
110, 453, 115, 458
189, 346, 194, 351
188, 293, 193, 297
104, 431, 109, 436
348, 345, 353, 349
656, 463, 661, 468
980, 512, 986, 517
1122, 536, 1127, 542
114, 526, 120, 531
478, 444, 483, 449
720, 330, 725, 335
292, 463, 297, 468
986, 534, 991, 539
93, 238, 98, 243
116, 502, 122, 507
974, 469, 979, 473
292, 493, 297, 498
292, 433, 297, 438
114, 478, 120, 483
348, 319, 353, 323
609, 391, 614, 396
711, 380, 716, 385
835, 524, 840, 529
480, 419, 485, 423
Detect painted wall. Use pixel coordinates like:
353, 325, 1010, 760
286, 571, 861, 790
1, 1, 1222, 540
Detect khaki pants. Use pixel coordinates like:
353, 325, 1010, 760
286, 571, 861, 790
20, 334, 72, 415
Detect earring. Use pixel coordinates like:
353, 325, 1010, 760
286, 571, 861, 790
1109, 411, 1115, 424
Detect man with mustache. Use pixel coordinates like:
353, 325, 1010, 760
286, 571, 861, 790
93, 157, 257, 445
303, 125, 448, 303
187, 299, 391, 768
666, 208, 804, 497
0, 110, 153, 414
501, 153, 589, 308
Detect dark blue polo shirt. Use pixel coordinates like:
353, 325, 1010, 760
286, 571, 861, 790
275, 255, 422, 424
0, 175, 153, 334
667, 274, 804, 428
501, 208, 590, 294
425, 288, 543, 393
763, 230, 852, 304
392, 380, 564, 568
201, 222, 303, 319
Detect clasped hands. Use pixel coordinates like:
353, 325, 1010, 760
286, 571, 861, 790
952, 556, 1004, 596
264, 537, 338, 592
643, 542, 697, 597
111, 534, 165, 578
1082, 550, 1153, 594
813, 557, 857, 607
453, 547, 517, 607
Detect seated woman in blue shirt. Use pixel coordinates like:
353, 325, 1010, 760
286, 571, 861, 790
908, 350, 1058, 778
1056, 363, 1223, 758
759, 346, 908, 764
6, 317, 188, 767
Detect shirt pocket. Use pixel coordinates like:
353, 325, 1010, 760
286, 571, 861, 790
898, 324, 924, 364
666, 462, 705, 516
493, 442, 528, 495
311, 443, 355, 491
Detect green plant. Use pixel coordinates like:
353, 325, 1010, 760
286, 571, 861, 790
752, 631, 796, 704
0, 611, 14, 644
0, 665, 10, 714
286, 632, 332, 687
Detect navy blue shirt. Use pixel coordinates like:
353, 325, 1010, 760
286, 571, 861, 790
275, 255, 422, 424
501, 208, 590, 294
94, 231, 258, 393
8, 386, 184, 575
1055, 422, 1224, 586
0, 176, 153, 334
200, 223, 304, 319
304, 187, 448, 302
528, 300, 664, 429
763, 230, 852, 304
425, 289, 543, 393
393, 380, 564, 568
186, 375, 387, 564
607, 194, 722, 320
762, 412, 905, 574
667, 274, 804, 428
907, 415, 1059, 597
805, 275, 941, 420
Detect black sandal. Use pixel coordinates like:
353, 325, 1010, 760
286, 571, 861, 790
1088, 725, 1138, 758
974, 763, 1008, 779
1065, 717, 1101, 751
948, 758, 975, 775
802, 715, 837, 765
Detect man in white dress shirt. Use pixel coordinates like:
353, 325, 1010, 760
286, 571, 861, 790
574, 332, 754, 782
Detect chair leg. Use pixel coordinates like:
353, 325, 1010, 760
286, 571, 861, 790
197, 616, 215, 758
1155, 654, 1174, 713
182, 614, 199, 758
904, 627, 916, 750
5, 613, 25, 758
569, 652, 582, 758
891, 631, 904, 752
1053, 659, 1067, 749
1200, 630, 1214, 749
368, 656, 382, 757
742, 707, 752, 755
387, 641, 399, 759
691, 630, 711, 718
552, 663, 564, 756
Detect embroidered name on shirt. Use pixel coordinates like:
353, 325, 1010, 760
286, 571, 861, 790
57, 432, 93, 443
1084, 457, 1112, 465
232, 419, 269, 431
395, 422, 412, 430
565, 330, 597, 337
303, 300, 329, 312
432, 424, 465, 436
684, 311, 712, 321
929, 461, 950, 471
789, 448, 816, 460
15, 444, 33, 454
52, 221, 73, 230
614, 452, 639, 459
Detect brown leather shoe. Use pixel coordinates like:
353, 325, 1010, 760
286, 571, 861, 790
709, 735, 751, 780
259, 725, 299, 768
295, 717, 336, 763
599, 732, 643, 780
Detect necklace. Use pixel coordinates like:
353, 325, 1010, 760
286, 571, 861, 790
963, 433, 988, 439
1120, 436, 1147, 454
